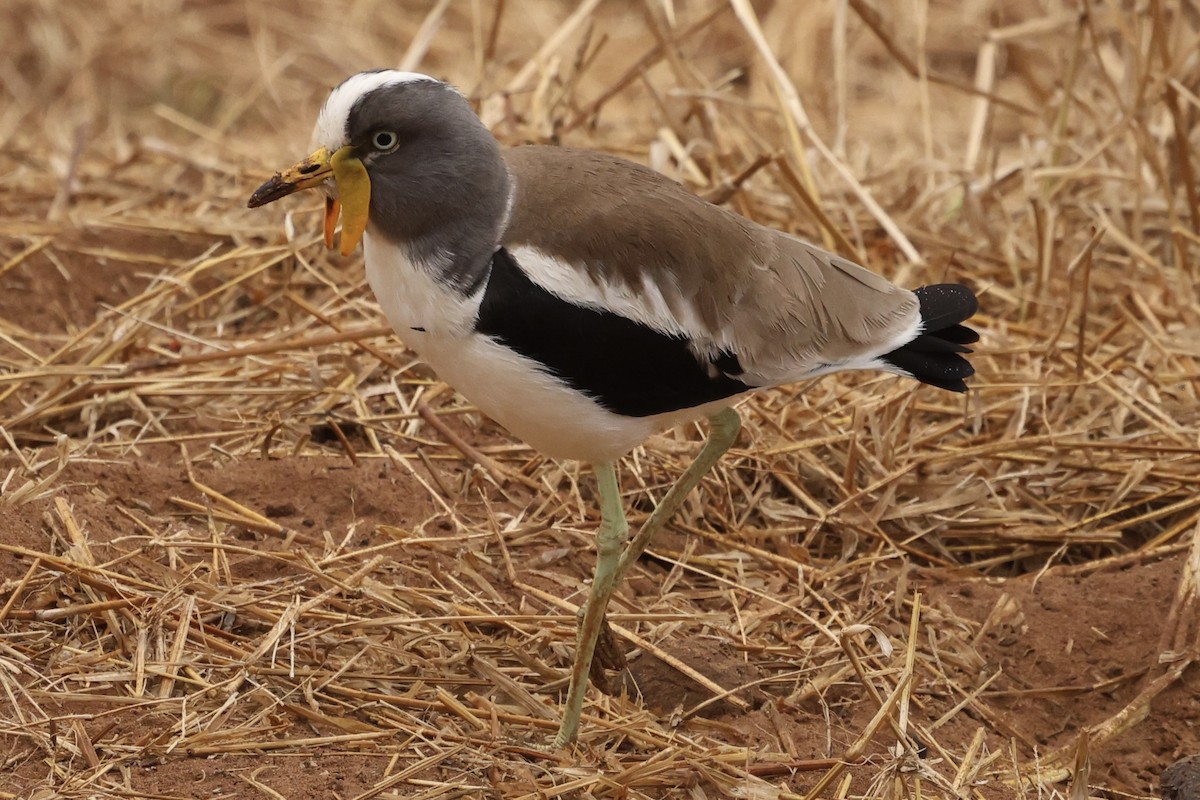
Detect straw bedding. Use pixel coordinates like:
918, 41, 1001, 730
2, 1, 1199, 797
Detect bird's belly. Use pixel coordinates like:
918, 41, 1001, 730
417, 334, 675, 463
364, 237, 682, 463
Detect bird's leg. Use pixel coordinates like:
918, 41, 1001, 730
553, 407, 742, 747
554, 460, 628, 748
612, 406, 741, 585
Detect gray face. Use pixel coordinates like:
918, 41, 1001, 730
345, 79, 510, 292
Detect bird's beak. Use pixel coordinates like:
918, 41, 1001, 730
247, 145, 371, 257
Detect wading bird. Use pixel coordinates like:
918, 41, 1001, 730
248, 70, 978, 747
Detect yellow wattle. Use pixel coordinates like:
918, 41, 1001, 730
330, 146, 371, 256
323, 196, 340, 250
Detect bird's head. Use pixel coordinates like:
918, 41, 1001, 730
248, 70, 507, 259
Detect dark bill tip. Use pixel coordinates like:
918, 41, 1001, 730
247, 175, 298, 209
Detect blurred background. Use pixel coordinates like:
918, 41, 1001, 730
4, 0, 1056, 197
3, 1, 1200, 798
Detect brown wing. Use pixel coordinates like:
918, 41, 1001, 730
500, 145, 919, 386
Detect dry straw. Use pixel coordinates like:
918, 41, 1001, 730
2, 0, 1199, 798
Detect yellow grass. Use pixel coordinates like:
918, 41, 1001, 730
2, 1, 1199, 798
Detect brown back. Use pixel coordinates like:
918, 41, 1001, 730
502, 146, 918, 384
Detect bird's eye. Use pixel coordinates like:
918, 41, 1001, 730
372, 131, 398, 151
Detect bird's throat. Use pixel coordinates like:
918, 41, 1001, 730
328, 147, 371, 256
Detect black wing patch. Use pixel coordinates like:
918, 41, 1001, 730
474, 248, 751, 418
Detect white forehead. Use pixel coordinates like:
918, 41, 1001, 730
311, 71, 438, 151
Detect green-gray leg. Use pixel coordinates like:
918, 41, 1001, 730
555, 460, 627, 748
553, 406, 742, 747
613, 407, 741, 585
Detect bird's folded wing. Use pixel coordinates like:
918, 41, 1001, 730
501, 145, 920, 387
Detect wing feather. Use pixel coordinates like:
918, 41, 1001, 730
501, 145, 920, 386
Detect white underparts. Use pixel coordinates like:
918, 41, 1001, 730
362, 233, 924, 463
363, 234, 734, 462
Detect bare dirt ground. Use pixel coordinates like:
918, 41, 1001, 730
3, 1, 1200, 798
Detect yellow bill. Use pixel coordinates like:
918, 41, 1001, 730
247, 145, 371, 256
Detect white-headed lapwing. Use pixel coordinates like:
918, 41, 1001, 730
248, 70, 979, 747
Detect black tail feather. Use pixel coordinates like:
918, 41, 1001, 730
933, 323, 979, 346
881, 284, 979, 393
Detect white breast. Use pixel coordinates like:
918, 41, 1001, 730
362, 233, 721, 463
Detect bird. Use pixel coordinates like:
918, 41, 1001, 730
248, 69, 979, 748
